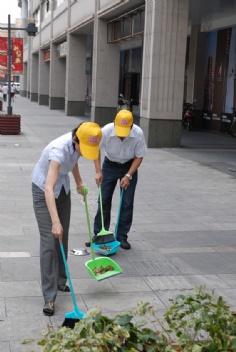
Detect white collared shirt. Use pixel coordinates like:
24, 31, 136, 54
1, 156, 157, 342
100, 123, 147, 163
31, 132, 79, 198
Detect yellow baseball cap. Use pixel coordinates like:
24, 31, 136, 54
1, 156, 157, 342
76, 122, 102, 160
114, 110, 133, 137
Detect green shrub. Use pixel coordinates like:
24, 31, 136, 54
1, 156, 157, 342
30, 287, 236, 351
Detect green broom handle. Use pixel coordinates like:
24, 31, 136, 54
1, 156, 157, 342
99, 184, 105, 230
83, 188, 95, 260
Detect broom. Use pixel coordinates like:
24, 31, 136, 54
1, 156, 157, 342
59, 239, 85, 329
94, 184, 115, 244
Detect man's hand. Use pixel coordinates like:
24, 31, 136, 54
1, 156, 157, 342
120, 176, 130, 190
95, 170, 103, 186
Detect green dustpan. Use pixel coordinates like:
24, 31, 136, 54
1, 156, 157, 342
83, 188, 122, 281
85, 257, 123, 281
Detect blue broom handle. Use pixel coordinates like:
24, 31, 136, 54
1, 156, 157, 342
114, 188, 124, 240
59, 241, 78, 309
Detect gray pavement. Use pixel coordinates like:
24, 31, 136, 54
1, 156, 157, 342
1, 96, 236, 351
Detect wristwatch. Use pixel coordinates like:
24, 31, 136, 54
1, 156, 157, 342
125, 173, 132, 180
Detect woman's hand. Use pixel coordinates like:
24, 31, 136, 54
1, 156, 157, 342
52, 221, 63, 242
76, 182, 86, 195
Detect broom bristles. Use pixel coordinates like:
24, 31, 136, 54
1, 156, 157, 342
62, 318, 80, 329
94, 234, 115, 244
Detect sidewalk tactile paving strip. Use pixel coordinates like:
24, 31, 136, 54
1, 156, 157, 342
144, 275, 194, 290
134, 260, 181, 276
125, 250, 166, 262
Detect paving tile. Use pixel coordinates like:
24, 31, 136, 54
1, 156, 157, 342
1, 258, 40, 281
83, 291, 166, 315
0, 315, 48, 342
0, 281, 42, 298
186, 274, 231, 289
0, 342, 10, 352
144, 275, 194, 290
109, 276, 152, 292
218, 274, 236, 288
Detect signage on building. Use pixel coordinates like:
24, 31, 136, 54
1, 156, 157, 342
44, 50, 50, 61
0, 37, 23, 73
57, 42, 67, 58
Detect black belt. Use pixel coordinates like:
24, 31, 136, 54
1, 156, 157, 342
105, 156, 134, 166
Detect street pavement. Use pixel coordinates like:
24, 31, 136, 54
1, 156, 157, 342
1, 95, 236, 351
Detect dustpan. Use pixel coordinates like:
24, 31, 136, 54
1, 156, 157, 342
83, 188, 122, 281
92, 188, 124, 256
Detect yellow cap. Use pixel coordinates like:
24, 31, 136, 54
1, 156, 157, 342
114, 110, 133, 137
76, 122, 102, 160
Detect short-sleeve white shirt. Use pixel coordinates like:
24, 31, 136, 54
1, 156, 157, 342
100, 123, 147, 163
31, 132, 79, 198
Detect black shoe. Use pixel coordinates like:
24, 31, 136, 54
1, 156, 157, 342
85, 236, 97, 247
120, 240, 131, 250
58, 284, 70, 292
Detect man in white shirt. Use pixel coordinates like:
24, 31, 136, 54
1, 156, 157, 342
86, 110, 147, 250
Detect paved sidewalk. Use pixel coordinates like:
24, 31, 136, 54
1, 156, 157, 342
1, 96, 236, 351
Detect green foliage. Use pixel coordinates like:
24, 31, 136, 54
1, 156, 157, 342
164, 287, 236, 351
34, 288, 236, 352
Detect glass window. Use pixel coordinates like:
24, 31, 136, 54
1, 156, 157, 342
41, 0, 51, 21
123, 17, 131, 38
107, 6, 144, 43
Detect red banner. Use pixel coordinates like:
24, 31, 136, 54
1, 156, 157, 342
0, 37, 7, 72
12, 38, 23, 73
0, 37, 23, 74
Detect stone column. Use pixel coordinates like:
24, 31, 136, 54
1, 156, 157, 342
38, 50, 50, 106
49, 43, 66, 110
30, 53, 39, 102
91, 15, 120, 125
140, 0, 189, 147
19, 0, 28, 96
21, 62, 27, 97
65, 34, 87, 116
186, 25, 207, 109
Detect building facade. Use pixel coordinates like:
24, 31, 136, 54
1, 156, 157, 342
17, 0, 236, 147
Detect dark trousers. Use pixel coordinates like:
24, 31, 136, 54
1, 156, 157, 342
32, 183, 71, 303
94, 157, 138, 241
